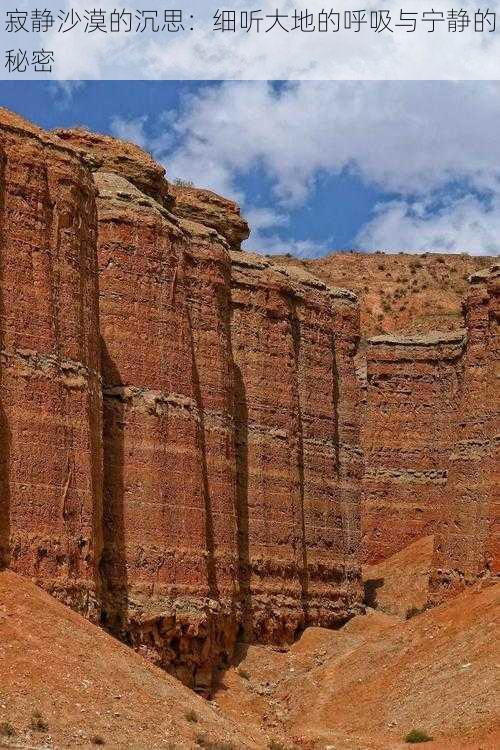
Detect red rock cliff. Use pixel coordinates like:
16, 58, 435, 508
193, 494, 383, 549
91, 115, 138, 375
230, 253, 363, 642
362, 331, 466, 564
49, 126, 364, 691
0, 109, 103, 616
430, 265, 499, 600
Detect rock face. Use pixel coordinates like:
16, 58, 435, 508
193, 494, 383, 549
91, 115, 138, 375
362, 331, 466, 564
171, 183, 250, 251
430, 266, 499, 600
230, 253, 363, 641
41, 126, 363, 691
0, 108, 496, 695
0, 109, 103, 616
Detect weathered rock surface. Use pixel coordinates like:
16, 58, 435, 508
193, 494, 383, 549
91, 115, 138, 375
54, 127, 174, 210
0, 108, 103, 617
90, 167, 239, 692
46, 123, 363, 690
171, 182, 250, 251
0, 107, 496, 702
362, 330, 466, 563
230, 253, 363, 642
431, 265, 499, 600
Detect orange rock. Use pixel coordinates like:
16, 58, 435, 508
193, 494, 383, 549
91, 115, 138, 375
0, 108, 103, 617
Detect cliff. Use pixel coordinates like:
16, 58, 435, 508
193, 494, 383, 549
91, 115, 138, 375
0, 108, 497, 699
362, 330, 466, 563
0, 109, 103, 617
0, 110, 365, 694
430, 265, 499, 600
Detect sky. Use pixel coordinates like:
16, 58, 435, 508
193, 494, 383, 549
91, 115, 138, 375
1, 80, 499, 258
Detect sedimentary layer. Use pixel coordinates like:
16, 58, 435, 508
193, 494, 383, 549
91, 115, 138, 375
230, 253, 363, 643
362, 330, 466, 564
430, 265, 499, 600
0, 108, 103, 616
46, 125, 364, 689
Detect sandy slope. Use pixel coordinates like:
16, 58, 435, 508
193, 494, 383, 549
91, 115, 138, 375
216, 582, 499, 750
0, 570, 257, 750
363, 535, 435, 618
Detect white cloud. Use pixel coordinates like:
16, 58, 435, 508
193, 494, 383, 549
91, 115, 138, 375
3, 0, 499, 80
163, 81, 500, 204
356, 195, 500, 255
110, 81, 500, 257
111, 115, 148, 148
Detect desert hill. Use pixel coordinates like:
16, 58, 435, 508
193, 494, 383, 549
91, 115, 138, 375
0, 569, 257, 749
273, 251, 495, 337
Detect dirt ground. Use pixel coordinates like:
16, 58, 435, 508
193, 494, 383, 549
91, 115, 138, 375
1, 564, 498, 750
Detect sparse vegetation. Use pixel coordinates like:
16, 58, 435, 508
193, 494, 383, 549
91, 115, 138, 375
237, 667, 251, 680
0, 721, 15, 737
406, 603, 431, 619
185, 708, 199, 723
91, 736, 106, 746
174, 178, 194, 188
195, 734, 235, 750
30, 710, 48, 732
405, 728, 433, 743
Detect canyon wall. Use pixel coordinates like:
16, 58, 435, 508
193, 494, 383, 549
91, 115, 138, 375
430, 265, 499, 600
0, 110, 103, 616
0, 108, 496, 694
57, 132, 364, 687
362, 331, 466, 564
230, 253, 363, 643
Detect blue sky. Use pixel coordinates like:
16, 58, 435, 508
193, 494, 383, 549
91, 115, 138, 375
1, 81, 499, 257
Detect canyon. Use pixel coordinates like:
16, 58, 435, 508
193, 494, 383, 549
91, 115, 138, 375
0, 108, 498, 749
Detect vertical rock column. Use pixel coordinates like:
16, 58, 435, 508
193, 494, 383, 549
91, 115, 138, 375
272, 262, 364, 628
96, 175, 239, 691
0, 110, 102, 616
362, 332, 466, 564
431, 266, 499, 599
230, 254, 363, 642
53, 127, 240, 692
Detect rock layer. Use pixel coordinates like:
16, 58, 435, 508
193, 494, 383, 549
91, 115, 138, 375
430, 266, 499, 600
91, 165, 239, 691
0, 109, 496, 695
46, 126, 363, 690
0, 109, 103, 616
230, 253, 363, 642
362, 331, 466, 564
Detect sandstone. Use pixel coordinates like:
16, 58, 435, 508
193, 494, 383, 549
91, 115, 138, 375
361, 332, 466, 564
230, 252, 363, 641
171, 182, 250, 251
0, 107, 497, 707
54, 127, 174, 210
430, 265, 499, 600
0, 107, 103, 617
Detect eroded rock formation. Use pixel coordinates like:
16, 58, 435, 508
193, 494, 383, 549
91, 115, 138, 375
362, 331, 466, 564
430, 265, 499, 600
0, 111, 365, 693
0, 108, 497, 695
0, 109, 103, 617
230, 253, 363, 642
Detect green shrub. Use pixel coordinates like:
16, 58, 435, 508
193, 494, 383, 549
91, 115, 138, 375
405, 728, 433, 743
30, 710, 48, 732
185, 708, 198, 723
91, 736, 106, 746
0, 721, 15, 737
